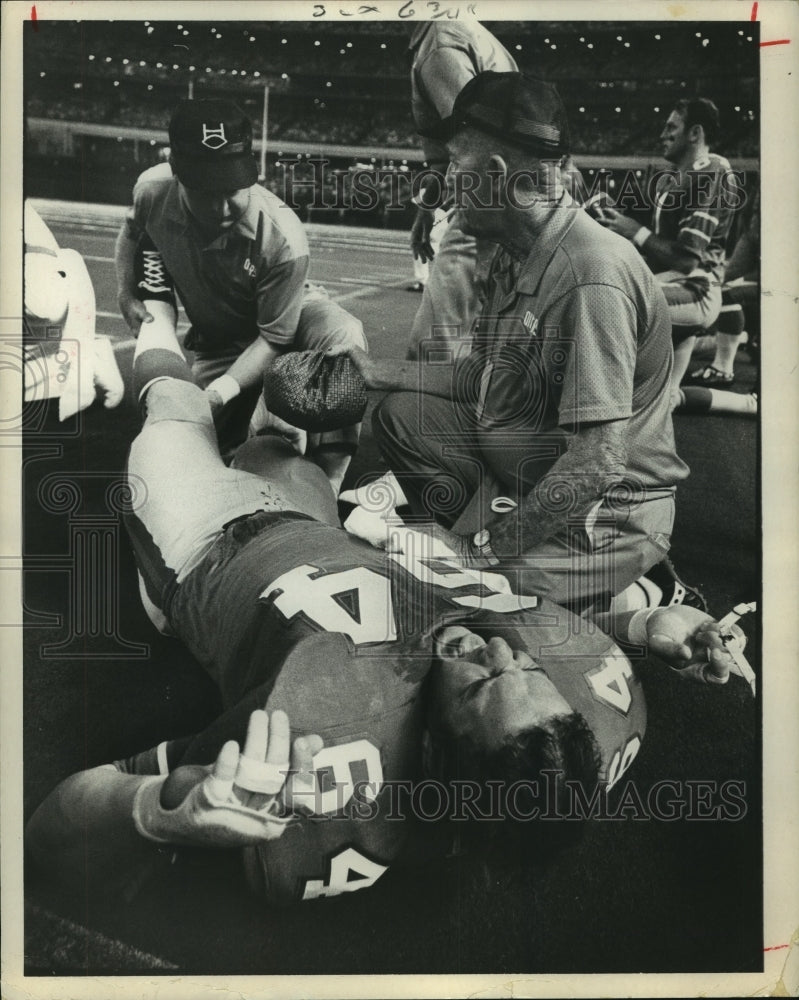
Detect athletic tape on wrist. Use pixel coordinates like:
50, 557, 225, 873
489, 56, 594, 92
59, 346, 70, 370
132, 775, 173, 844
627, 607, 657, 645
234, 756, 288, 796
632, 226, 652, 249
206, 374, 240, 405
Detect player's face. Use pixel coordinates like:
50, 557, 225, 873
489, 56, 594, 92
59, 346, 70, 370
432, 627, 572, 752
660, 111, 689, 164
179, 185, 251, 235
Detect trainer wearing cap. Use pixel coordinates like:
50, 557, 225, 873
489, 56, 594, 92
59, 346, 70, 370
338, 72, 690, 614
115, 98, 366, 488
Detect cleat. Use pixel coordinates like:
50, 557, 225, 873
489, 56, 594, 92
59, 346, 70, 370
684, 364, 734, 387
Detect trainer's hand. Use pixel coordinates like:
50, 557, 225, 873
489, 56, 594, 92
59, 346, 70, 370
595, 207, 641, 240
411, 207, 436, 263
646, 605, 733, 684
255, 411, 307, 456
135, 709, 323, 848
325, 343, 381, 389
118, 291, 154, 336
384, 522, 496, 571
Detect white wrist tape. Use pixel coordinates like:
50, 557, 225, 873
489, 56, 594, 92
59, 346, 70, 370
627, 607, 657, 645
132, 772, 292, 849
132, 776, 173, 844
234, 757, 287, 795
206, 374, 240, 405
632, 226, 652, 249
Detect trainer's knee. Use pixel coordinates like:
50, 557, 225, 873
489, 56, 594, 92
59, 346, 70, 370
297, 299, 366, 353
372, 391, 419, 450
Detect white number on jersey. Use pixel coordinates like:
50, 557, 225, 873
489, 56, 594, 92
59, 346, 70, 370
262, 564, 397, 645
587, 650, 635, 715
302, 848, 388, 900
308, 739, 384, 815
388, 543, 539, 615
605, 735, 642, 791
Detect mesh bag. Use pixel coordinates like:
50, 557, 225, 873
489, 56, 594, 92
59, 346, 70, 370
262, 350, 368, 432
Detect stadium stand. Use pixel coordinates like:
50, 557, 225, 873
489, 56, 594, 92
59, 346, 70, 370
24, 19, 759, 216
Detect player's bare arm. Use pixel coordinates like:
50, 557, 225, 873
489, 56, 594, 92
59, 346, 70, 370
397, 421, 628, 569
597, 208, 696, 273
224, 337, 282, 391
327, 342, 456, 399
25, 709, 322, 896
488, 419, 629, 558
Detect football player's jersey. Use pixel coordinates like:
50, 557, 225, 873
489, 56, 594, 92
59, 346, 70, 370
651, 153, 739, 285
118, 514, 646, 903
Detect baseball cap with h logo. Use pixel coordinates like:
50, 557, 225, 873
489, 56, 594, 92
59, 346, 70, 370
168, 99, 259, 192
420, 72, 570, 159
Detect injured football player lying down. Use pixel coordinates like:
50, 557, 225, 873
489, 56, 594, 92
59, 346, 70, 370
26, 287, 735, 905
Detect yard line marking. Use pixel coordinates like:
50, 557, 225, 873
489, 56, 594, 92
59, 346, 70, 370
332, 282, 407, 305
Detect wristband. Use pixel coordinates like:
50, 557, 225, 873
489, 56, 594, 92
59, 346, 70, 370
627, 607, 657, 645
132, 770, 293, 849
206, 374, 240, 405
632, 226, 652, 249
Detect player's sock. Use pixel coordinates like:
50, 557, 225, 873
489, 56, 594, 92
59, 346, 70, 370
676, 387, 757, 416
675, 387, 713, 414
131, 240, 189, 402
711, 306, 745, 373
132, 293, 193, 403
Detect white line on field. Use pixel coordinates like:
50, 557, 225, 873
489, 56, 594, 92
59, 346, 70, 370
332, 282, 406, 305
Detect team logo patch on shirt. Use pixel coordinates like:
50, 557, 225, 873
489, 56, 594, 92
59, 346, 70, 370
523, 310, 539, 335
202, 123, 228, 149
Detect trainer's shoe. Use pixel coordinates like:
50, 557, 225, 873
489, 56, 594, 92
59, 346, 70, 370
641, 556, 709, 613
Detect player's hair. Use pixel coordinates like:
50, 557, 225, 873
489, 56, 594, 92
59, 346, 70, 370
672, 97, 721, 145
433, 711, 603, 859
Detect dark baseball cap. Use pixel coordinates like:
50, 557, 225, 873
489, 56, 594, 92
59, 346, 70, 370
168, 99, 258, 192
420, 72, 570, 158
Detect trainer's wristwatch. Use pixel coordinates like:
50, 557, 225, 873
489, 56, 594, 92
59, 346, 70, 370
471, 529, 499, 566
